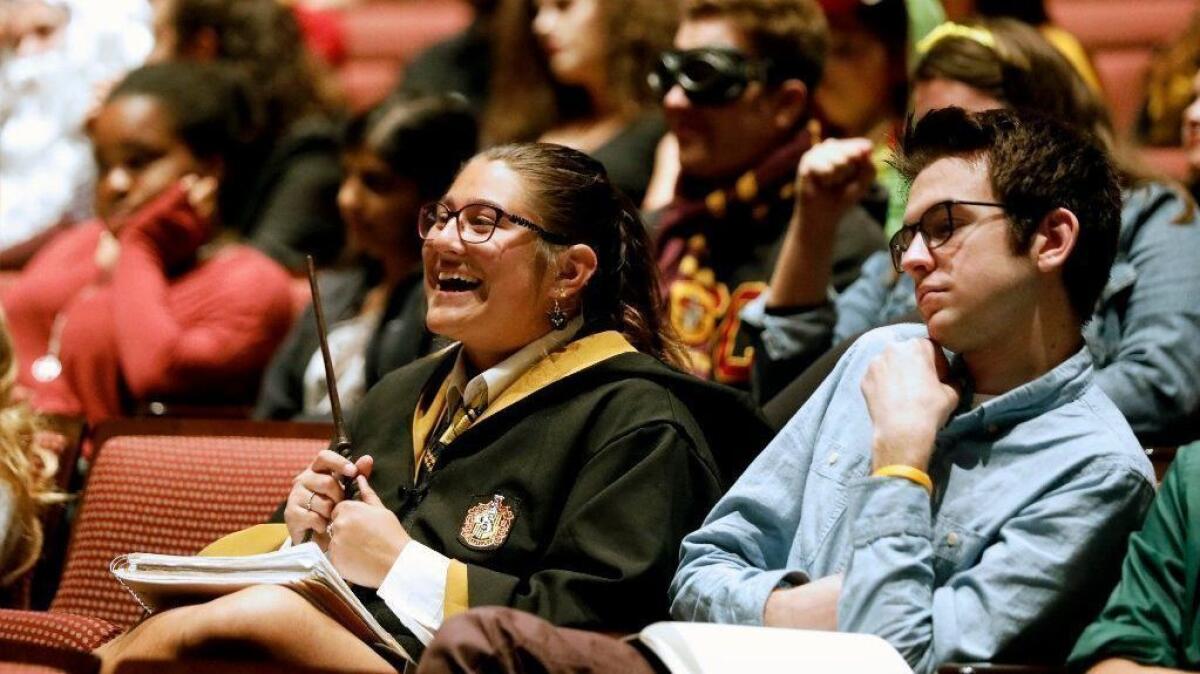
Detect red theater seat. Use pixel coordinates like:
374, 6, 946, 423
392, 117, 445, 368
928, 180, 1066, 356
0, 422, 329, 652
336, 0, 473, 110
1048, 0, 1200, 134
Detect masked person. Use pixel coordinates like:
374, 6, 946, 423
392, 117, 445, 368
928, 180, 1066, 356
647, 0, 885, 399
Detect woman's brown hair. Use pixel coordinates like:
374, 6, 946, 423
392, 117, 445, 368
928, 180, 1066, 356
0, 311, 63, 588
482, 0, 680, 145
914, 17, 1183, 199
480, 143, 688, 368
164, 0, 341, 135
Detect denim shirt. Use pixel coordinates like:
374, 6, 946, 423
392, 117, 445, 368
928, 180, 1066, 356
670, 323, 1155, 674
744, 181, 1200, 445
1084, 182, 1200, 445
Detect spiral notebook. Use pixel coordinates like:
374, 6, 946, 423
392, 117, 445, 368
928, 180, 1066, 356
110, 542, 412, 663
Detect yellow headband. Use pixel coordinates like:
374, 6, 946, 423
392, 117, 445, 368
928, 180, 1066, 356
916, 22, 997, 55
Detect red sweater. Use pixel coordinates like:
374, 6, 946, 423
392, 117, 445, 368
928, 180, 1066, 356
2, 199, 294, 428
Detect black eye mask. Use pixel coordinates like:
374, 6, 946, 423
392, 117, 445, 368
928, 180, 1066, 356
648, 47, 773, 106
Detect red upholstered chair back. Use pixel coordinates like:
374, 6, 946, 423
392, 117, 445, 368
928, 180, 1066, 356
1048, 0, 1200, 135
48, 434, 325, 627
337, 0, 473, 109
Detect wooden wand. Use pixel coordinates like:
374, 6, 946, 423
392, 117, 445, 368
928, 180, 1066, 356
303, 255, 358, 544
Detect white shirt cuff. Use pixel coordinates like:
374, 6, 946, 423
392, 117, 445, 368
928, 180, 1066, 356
375, 540, 452, 645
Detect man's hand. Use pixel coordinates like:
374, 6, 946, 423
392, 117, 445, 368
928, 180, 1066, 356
327, 475, 411, 589
283, 451, 373, 548
861, 338, 960, 472
763, 574, 843, 630
795, 137, 876, 235
767, 138, 876, 308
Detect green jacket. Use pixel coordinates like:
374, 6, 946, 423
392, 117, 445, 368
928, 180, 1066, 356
1069, 446, 1200, 670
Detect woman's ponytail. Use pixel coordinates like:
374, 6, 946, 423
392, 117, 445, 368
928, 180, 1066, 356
609, 202, 689, 369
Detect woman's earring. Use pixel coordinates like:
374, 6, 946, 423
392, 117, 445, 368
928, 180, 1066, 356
548, 291, 568, 330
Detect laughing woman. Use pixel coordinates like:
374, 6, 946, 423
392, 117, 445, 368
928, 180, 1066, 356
96, 143, 770, 672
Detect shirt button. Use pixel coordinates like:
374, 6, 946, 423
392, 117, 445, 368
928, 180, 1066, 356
946, 532, 960, 547
827, 451, 839, 465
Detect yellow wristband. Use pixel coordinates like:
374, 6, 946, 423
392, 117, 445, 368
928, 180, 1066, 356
872, 464, 933, 495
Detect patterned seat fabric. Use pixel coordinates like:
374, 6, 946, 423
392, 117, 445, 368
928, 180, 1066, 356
0, 610, 120, 652
0, 435, 324, 652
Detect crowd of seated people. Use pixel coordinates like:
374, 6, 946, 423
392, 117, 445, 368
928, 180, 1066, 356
2, 0, 1200, 672
753, 16, 1200, 446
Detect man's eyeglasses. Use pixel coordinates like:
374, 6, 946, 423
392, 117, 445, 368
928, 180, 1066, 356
889, 200, 1008, 272
418, 202, 574, 245
648, 47, 773, 106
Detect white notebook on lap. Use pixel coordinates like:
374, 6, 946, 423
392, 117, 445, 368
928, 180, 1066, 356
635, 622, 914, 674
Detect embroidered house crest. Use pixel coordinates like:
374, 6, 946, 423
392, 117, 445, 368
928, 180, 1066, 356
459, 494, 515, 550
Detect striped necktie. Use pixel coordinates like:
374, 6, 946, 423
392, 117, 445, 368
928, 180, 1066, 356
419, 387, 484, 480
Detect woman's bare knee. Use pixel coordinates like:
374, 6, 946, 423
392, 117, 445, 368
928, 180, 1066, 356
181, 585, 320, 648
182, 585, 393, 671
98, 585, 394, 673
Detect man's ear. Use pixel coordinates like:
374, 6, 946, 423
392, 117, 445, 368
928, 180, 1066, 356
769, 80, 809, 132
1032, 207, 1079, 273
553, 244, 599, 305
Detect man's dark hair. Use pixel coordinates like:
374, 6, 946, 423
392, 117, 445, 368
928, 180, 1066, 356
894, 107, 1121, 322
685, 0, 829, 92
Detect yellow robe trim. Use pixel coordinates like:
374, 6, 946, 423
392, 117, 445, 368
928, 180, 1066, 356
412, 330, 637, 613
411, 372, 455, 479
411, 330, 637, 467
199, 523, 290, 556
444, 560, 470, 619
200, 333, 637, 617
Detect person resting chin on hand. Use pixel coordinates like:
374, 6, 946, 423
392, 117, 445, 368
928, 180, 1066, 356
1, 62, 293, 432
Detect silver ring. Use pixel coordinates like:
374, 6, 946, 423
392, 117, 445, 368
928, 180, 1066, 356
326, 523, 335, 538
304, 491, 316, 512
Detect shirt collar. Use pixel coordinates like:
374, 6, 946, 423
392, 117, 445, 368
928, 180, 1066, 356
939, 346, 1094, 440
445, 317, 584, 417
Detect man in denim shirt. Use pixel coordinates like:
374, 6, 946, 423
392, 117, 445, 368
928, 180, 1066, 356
670, 108, 1155, 672
414, 109, 1154, 674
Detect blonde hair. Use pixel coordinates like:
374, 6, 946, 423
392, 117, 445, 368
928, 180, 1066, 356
0, 310, 63, 588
